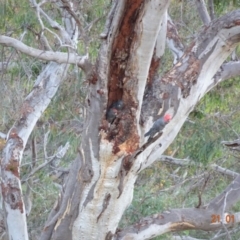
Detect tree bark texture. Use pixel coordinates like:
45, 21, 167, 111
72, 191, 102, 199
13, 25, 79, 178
39, 3, 240, 240
1, 1, 240, 240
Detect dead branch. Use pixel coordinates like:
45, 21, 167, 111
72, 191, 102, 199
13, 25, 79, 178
0, 35, 91, 71
211, 164, 239, 178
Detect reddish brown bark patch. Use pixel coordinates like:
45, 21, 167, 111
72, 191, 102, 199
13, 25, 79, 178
89, 72, 98, 85
163, 49, 201, 98
234, 19, 240, 25
108, 0, 144, 104
105, 1, 146, 154
167, 19, 184, 51
106, 99, 139, 154
147, 56, 161, 86
3, 129, 23, 178
5, 160, 19, 178
1, 183, 24, 213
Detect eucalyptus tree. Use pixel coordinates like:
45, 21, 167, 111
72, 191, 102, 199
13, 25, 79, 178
1, 0, 240, 239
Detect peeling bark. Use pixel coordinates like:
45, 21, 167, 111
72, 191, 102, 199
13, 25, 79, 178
139, 10, 240, 171
2, 1, 240, 240
42, 6, 240, 240
167, 15, 184, 64
42, 1, 171, 239
1, 62, 68, 240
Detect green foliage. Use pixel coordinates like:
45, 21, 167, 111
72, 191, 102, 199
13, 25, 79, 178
0, 0, 37, 34
214, 0, 240, 15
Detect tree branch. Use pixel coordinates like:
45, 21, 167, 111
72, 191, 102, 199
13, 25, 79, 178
139, 10, 240, 172
211, 224, 240, 239
173, 236, 206, 240
211, 164, 239, 178
0, 35, 91, 72
60, 0, 86, 41
116, 176, 240, 239
167, 15, 184, 64
219, 61, 240, 81
21, 142, 70, 183
207, 175, 240, 212
208, 0, 215, 20
1, 61, 69, 239
207, 61, 240, 92
195, 0, 211, 25
159, 155, 191, 166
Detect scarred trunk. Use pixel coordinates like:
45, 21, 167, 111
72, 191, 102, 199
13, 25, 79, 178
40, 2, 240, 240
2, 1, 240, 240
1, 63, 69, 240
41, 1, 171, 239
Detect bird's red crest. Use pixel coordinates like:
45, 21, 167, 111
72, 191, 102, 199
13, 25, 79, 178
164, 114, 172, 122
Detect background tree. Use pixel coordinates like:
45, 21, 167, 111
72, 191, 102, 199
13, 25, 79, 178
1, 0, 240, 239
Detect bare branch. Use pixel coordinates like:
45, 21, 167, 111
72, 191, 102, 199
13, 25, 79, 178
1, 61, 69, 239
159, 155, 192, 166
195, 0, 211, 25
206, 61, 240, 93
208, 0, 215, 20
207, 175, 240, 212
173, 236, 207, 240
30, 0, 63, 47
217, 62, 240, 82
43, 130, 50, 159
117, 176, 240, 239
211, 164, 239, 178
211, 224, 240, 239
30, 0, 72, 45
167, 15, 184, 64
0, 35, 91, 72
60, 0, 85, 40
116, 207, 239, 239
22, 142, 70, 183
39, 33, 53, 51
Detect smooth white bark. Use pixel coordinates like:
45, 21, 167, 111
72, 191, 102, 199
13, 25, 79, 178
1, 62, 69, 240
137, 24, 240, 172
0, 36, 88, 69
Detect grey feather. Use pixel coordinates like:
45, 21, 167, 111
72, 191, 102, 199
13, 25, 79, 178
144, 118, 167, 138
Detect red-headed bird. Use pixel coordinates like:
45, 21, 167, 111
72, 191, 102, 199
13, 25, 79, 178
144, 114, 172, 138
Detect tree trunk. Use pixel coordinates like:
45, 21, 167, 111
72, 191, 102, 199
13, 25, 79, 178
1, 62, 69, 240
1, 1, 240, 240
40, 3, 240, 240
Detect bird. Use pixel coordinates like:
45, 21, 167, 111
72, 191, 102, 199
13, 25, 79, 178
144, 114, 172, 138
111, 100, 124, 110
106, 100, 124, 123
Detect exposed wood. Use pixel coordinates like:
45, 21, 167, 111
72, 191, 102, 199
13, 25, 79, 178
1, 62, 69, 240
71, 1, 171, 239
139, 10, 240, 172
167, 15, 184, 64
1, 1, 240, 239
